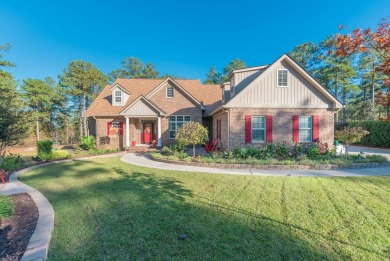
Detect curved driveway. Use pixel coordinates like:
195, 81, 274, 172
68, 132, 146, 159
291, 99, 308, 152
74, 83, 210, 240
121, 152, 390, 177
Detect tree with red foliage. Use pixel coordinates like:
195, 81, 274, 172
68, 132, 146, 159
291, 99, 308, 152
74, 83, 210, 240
334, 17, 390, 120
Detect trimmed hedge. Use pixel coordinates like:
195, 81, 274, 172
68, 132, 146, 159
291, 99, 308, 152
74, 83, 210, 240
37, 140, 53, 160
336, 121, 390, 148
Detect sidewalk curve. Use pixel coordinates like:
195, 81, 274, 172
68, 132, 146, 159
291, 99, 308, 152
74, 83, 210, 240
121, 153, 390, 177
0, 152, 125, 260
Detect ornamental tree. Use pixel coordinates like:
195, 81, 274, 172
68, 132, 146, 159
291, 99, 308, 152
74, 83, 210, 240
334, 18, 390, 119
175, 122, 209, 157
335, 127, 370, 155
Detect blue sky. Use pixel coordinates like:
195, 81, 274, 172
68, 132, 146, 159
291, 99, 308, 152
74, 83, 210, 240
1, 0, 389, 83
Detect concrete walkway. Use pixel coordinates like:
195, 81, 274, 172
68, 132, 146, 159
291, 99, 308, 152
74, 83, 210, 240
349, 145, 390, 160
0, 164, 55, 261
121, 153, 390, 177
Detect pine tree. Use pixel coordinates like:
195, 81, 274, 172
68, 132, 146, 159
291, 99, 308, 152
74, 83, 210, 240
204, 66, 221, 84
220, 59, 247, 83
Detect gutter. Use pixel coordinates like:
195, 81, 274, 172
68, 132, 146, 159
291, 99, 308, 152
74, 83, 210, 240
226, 108, 230, 150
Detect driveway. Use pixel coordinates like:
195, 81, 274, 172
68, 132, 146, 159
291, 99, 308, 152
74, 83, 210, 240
121, 153, 390, 177
349, 145, 390, 160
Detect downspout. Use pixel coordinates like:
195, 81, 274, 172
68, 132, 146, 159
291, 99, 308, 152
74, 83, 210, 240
226, 109, 230, 150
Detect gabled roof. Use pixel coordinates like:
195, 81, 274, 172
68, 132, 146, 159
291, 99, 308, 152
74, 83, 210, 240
146, 78, 206, 110
210, 54, 343, 116
119, 95, 166, 116
227, 65, 268, 79
110, 83, 132, 95
85, 78, 220, 117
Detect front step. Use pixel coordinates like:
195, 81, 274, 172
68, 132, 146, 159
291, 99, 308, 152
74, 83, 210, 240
126, 146, 160, 153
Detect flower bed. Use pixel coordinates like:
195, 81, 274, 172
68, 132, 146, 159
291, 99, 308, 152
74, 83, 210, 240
150, 152, 390, 170
151, 143, 388, 170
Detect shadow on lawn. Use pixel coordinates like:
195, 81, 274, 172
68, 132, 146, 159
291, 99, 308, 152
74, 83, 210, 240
21, 163, 385, 260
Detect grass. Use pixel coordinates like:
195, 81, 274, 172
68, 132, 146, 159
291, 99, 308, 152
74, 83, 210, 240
0, 195, 13, 222
20, 157, 390, 260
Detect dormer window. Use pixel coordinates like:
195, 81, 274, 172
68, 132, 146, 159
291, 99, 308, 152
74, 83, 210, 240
114, 90, 122, 103
277, 69, 288, 87
166, 86, 174, 98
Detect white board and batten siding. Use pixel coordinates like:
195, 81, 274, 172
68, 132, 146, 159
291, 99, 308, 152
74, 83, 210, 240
121, 98, 158, 116
226, 60, 332, 109
230, 69, 264, 98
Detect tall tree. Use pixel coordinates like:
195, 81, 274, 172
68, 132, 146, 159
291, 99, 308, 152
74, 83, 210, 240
335, 17, 390, 120
289, 42, 320, 74
220, 59, 247, 83
143, 63, 159, 78
356, 50, 384, 118
59, 61, 108, 140
109, 57, 160, 81
204, 66, 221, 84
0, 44, 29, 154
0, 43, 15, 79
20, 77, 66, 141
319, 37, 359, 122
20, 78, 52, 141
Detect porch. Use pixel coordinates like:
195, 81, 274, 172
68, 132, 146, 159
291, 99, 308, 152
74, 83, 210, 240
120, 96, 166, 147
124, 117, 162, 147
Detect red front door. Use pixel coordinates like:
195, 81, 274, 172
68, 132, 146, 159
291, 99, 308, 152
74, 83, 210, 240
143, 123, 153, 143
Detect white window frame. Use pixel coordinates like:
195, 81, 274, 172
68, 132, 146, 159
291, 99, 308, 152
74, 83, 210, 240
299, 116, 312, 142
112, 122, 120, 129
251, 116, 266, 143
277, 69, 288, 87
166, 86, 174, 98
114, 90, 122, 104
168, 115, 191, 139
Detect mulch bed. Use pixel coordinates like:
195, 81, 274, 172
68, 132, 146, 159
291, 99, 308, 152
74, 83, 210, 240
0, 193, 39, 261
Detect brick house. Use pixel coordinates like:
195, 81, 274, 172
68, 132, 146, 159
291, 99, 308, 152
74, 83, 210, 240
85, 54, 342, 150
85, 78, 220, 149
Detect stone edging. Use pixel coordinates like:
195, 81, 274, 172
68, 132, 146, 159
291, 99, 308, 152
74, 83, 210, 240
8, 152, 124, 261
150, 154, 390, 170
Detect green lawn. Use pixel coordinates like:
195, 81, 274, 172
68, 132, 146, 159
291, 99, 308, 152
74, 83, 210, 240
20, 157, 390, 260
0, 195, 13, 222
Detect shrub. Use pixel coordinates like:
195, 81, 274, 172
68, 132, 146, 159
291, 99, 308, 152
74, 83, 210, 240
80, 136, 96, 151
52, 150, 70, 160
307, 145, 321, 160
336, 121, 390, 148
175, 151, 188, 160
335, 127, 370, 154
275, 142, 289, 160
168, 143, 185, 153
37, 140, 53, 161
161, 147, 173, 156
0, 152, 21, 172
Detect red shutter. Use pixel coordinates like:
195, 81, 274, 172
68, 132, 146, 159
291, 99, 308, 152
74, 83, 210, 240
312, 115, 319, 142
119, 122, 124, 135
245, 115, 252, 143
292, 115, 299, 143
266, 115, 273, 143
107, 122, 112, 136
